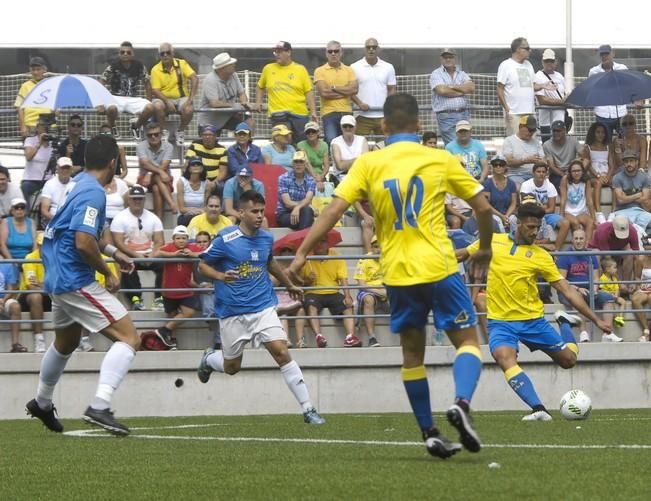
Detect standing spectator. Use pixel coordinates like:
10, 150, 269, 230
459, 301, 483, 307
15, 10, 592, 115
22, 117, 54, 207
19, 232, 48, 353
588, 45, 629, 139
430, 48, 474, 145
612, 149, 651, 230
297, 122, 330, 181
150, 43, 198, 146
14, 57, 51, 138
354, 236, 386, 347
497, 37, 555, 135
185, 124, 229, 183
40, 157, 76, 224
176, 158, 213, 226
350, 38, 397, 137
580, 122, 613, 223
0, 261, 24, 352
543, 120, 582, 190
612, 114, 648, 173
56, 115, 87, 171
276, 152, 316, 230
226, 123, 263, 177
330, 115, 369, 183
187, 195, 232, 240
0, 198, 36, 260
262, 124, 296, 172
482, 154, 518, 231
560, 160, 596, 243
100, 41, 154, 139
223, 165, 265, 222
314, 41, 358, 144
199, 52, 254, 134
422, 131, 439, 148
254, 41, 317, 143
534, 49, 567, 143
0, 166, 24, 218
503, 115, 547, 185
445, 120, 488, 182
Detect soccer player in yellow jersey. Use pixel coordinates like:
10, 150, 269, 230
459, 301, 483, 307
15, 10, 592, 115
458, 202, 612, 421
290, 93, 494, 459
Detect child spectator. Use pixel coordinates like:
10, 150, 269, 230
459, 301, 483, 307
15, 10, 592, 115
599, 257, 626, 328
559, 159, 595, 243
193, 231, 220, 349
421, 131, 438, 148
353, 236, 386, 347
273, 247, 306, 348
580, 122, 613, 223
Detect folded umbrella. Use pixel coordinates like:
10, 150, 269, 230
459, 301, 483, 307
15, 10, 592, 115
273, 228, 342, 255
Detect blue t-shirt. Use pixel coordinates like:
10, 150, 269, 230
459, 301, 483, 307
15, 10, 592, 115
200, 225, 277, 318
0, 263, 18, 299
42, 172, 107, 294
222, 177, 265, 208
556, 250, 598, 288
446, 139, 487, 179
262, 143, 296, 172
482, 177, 517, 215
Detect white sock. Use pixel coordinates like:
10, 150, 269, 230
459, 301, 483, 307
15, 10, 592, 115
280, 360, 312, 412
206, 350, 225, 372
36, 344, 72, 410
91, 342, 136, 410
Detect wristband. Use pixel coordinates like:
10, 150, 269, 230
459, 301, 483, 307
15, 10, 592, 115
104, 244, 118, 257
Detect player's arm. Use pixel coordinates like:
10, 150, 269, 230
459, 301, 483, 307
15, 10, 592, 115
197, 262, 226, 282
551, 279, 611, 332
76, 231, 114, 277
455, 247, 470, 262
464, 191, 493, 276
269, 257, 302, 300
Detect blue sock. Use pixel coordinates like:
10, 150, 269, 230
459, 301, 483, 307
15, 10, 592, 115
453, 346, 482, 402
505, 365, 542, 409
401, 366, 433, 432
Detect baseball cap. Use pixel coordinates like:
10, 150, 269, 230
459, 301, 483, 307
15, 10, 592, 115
622, 149, 640, 160
542, 49, 556, 61
172, 225, 189, 237
490, 154, 507, 165
440, 48, 457, 56
128, 184, 146, 198
304, 121, 320, 132
234, 122, 251, 134
274, 41, 292, 51
518, 115, 538, 129
551, 120, 566, 131
520, 193, 540, 205
598, 44, 612, 55
188, 157, 203, 166
271, 124, 291, 137
237, 165, 253, 177
29, 56, 46, 67
56, 157, 73, 168
455, 120, 472, 132
11, 197, 27, 207
292, 150, 307, 162
199, 123, 218, 134
613, 215, 630, 239
340, 115, 356, 127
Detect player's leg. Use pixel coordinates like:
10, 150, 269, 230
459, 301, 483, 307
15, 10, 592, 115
198, 315, 250, 382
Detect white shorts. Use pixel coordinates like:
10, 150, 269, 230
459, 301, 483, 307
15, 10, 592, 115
0, 298, 19, 317
152, 97, 190, 111
51, 281, 128, 332
113, 96, 151, 114
219, 306, 286, 360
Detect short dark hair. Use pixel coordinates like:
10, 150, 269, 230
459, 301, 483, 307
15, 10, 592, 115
120, 41, 133, 48
85, 134, 119, 171
0, 165, 10, 180
195, 231, 211, 241
384, 93, 419, 131
239, 189, 265, 206
206, 195, 221, 206
517, 202, 545, 220
511, 37, 527, 53
422, 131, 437, 144
532, 163, 548, 173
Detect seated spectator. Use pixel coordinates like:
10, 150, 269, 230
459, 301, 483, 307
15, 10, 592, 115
56, 115, 87, 171
519, 194, 557, 251
300, 237, 358, 348
151, 225, 203, 349
612, 114, 648, 174
422, 131, 438, 148
276, 152, 316, 230
273, 247, 307, 348
136, 122, 177, 220
19, 232, 48, 353
503, 115, 547, 186
0, 261, 24, 353
353, 236, 386, 347
99, 124, 129, 178
22, 117, 54, 206
223, 165, 265, 223
543, 120, 581, 190
103, 170, 129, 225
556, 229, 620, 343
110, 185, 165, 311
262, 124, 296, 172
0, 197, 36, 260
330, 115, 369, 183
176, 158, 213, 226
445, 193, 473, 230
226, 123, 263, 178
192, 231, 221, 349
186, 123, 229, 185
0, 165, 24, 218
187, 195, 232, 240
629, 249, 651, 343
40, 157, 76, 225
599, 256, 627, 330
445, 120, 488, 182
612, 149, 651, 231
580, 122, 613, 223
560, 159, 595, 242
483, 154, 517, 231
297, 121, 330, 182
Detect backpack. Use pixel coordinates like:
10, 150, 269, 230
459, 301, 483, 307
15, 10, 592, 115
140, 331, 170, 351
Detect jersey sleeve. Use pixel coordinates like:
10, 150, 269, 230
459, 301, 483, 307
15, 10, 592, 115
334, 156, 368, 204
444, 154, 483, 200
69, 189, 105, 237
538, 251, 563, 283
200, 236, 226, 266
466, 238, 481, 256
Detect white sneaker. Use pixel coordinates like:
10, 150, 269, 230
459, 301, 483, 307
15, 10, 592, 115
639, 329, 650, 342
78, 336, 94, 352
175, 130, 185, 146
602, 332, 623, 342
579, 331, 591, 343
152, 297, 165, 311
596, 212, 606, 225
34, 334, 46, 353
554, 310, 581, 326
607, 212, 616, 222
522, 410, 553, 421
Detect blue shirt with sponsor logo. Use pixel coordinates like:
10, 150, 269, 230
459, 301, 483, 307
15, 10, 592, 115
200, 225, 277, 318
42, 172, 106, 294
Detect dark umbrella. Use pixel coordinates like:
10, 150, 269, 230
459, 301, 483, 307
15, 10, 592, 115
566, 70, 651, 107
273, 228, 342, 255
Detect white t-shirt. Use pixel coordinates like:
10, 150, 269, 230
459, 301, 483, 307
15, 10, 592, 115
350, 57, 397, 119
502, 134, 544, 178
23, 136, 54, 181
534, 70, 566, 127
110, 208, 163, 255
40, 176, 75, 216
497, 58, 535, 115
565, 181, 588, 217
105, 178, 129, 220
588, 62, 628, 118
520, 178, 558, 205
330, 134, 367, 178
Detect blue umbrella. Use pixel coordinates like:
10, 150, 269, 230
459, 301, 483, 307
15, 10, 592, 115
20, 74, 117, 110
566, 70, 651, 107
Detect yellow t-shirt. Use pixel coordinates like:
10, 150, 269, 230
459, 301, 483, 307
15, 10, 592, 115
96, 257, 119, 289
467, 233, 562, 321
185, 141, 228, 180
150, 59, 195, 99
335, 140, 482, 286
313, 63, 357, 115
599, 273, 619, 296
187, 213, 232, 240
20, 249, 45, 291
302, 249, 348, 295
14, 80, 53, 128
354, 254, 383, 286
258, 62, 311, 116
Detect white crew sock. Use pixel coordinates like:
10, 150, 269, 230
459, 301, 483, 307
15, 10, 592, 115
91, 342, 136, 410
36, 344, 72, 410
206, 350, 225, 373
280, 360, 312, 412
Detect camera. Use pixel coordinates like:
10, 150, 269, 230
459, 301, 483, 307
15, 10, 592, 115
42, 133, 58, 142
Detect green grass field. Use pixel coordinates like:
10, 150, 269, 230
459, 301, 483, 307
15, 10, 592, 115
2, 410, 649, 501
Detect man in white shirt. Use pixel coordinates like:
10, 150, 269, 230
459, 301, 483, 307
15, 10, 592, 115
351, 38, 397, 137
534, 49, 566, 143
40, 157, 76, 223
502, 115, 548, 185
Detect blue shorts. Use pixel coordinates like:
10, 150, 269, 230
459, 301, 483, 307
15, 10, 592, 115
543, 213, 563, 228
487, 318, 565, 353
386, 273, 476, 333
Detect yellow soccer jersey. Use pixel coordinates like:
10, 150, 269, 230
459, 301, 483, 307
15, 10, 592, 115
354, 254, 383, 286
20, 249, 45, 291
15, 80, 53, 127
467, 232, 562, 321
258, 62, 311, 116
599, 273, 619, 296
335, 140, 483, 286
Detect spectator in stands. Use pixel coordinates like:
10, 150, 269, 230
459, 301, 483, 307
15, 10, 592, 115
503, 114, 547, 186
276, 152, 316, 230
199, 52, 254, 135
0, 165, 24, 218
497, 37, 555, 135
192, 231, 221, 349
430, 48, 474, 145
151, 225, 203, 349
330, 115, 369, 183
187, 195, 232, 240
543, 120, 582, 190
612, 114, 648, 173
176, 157, 213, 226
22, 116, 54, 207
560, 159, 596, 242
556, 228, 620, 343
0, 261, 24, 353
103, 164, 129, 225
100, 41, 154, 139
262, 124, 296, 172
483, 154, 517, 231
19, 232, 47, 353
354, 236, 386, 347
255, 41, 317, 143
150, 43, 198, 146
0, 197, 36, 260
351, 38, 397, 137
612, 149, 651, 230
223, 165, 265, 223
517, 194, 557, 251
98, 124, 129, 178
40, 157, 75, 225
185, 123, 229, 185
56, 114, 87, 171
445, 193, 473, 230
534, 49, 567, 143
421, 131, 438, 148
226, 123, 263, 178
301, 237, 359, 348
599, 256, 627, 331
110, 185, 165, 311
314, 41, 359, 144
14, 57, 51, 138
588, 45, 629, 140
273, 247, 307, 349
445, 120, 488, 182
297, 121, 330, 182
137, 122, 177, 220
580, 122, 613, 223
630, 249, 651, 343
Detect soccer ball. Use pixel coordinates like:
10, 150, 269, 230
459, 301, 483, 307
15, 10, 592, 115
559, 389, 592, 420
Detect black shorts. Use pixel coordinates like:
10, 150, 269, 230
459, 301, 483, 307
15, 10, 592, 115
163, 295, 200, 314
18, 293, 52, 313
304, 293, 347, 316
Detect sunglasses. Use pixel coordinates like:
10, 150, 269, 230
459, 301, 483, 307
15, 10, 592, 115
527, 128, 537, 133
492, 163, 506, 167
69, 122, 82, 127
147, 132, 161, 138
365, 45, 378, 50
120, 50, 133, 55
137, 218, 143, 231
305, 129, 318, 134
520, 46, 531, 51
159, 51, 172, 56
342, 124, 354, 129
327, 49, 340, 54
13, 205, 26, 210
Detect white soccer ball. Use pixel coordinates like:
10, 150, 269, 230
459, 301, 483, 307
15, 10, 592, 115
559, 389, 592, 420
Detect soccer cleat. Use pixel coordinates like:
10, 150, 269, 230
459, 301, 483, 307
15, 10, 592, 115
34, 334, 46, 353
315, 334, 328, 348
155, 329, 177, 349
602, 332, 623, 342
83, 406, 129, 436
175, 130, 185, 146
579, 331, 591, 343
197, 348, 215, 383
343, 335, 362, 347
613, 315, 625, 328
110, 126, 121, 139
303, 407, 326, 425
422, 428, 461, 459
131, 296, 145, 311
368, 336, 381, 347
554, 310, 581, 326
26, 399, 63, 433
522, 410, 553, 421
446, 404, 481, 453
